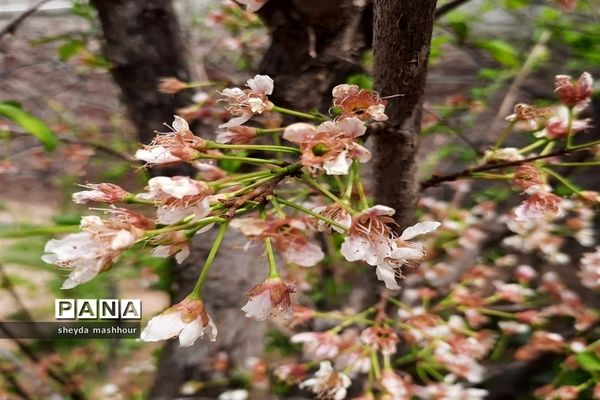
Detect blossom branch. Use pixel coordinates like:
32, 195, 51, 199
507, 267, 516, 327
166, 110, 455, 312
421, 144, 599, 189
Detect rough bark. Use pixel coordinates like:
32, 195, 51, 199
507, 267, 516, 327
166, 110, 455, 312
371, 0, 437, 229
258, 0, 372, 110
91, 0, 192, 145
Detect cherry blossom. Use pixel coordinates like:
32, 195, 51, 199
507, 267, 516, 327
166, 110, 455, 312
578, 247, 600, 290
42, 216, 141, 289
219, 75, 274, 128
291, 331, 341, 360
555, 72, 593, 108
216, 126, 258, 144
514, 186, 564, 222
299, 361, 351, 400
381, 370, 413, 400
241, 278, 296, 321
72, 183, 129, 204
332, 84, 388, 121
137, 176, 214, 224
283, 117, 370, 175
311, 203, 352, 233
135, 116, 205, 165
230, 217, 324, 267
140, 298, 217, 347
360, 326, 399, 355
414, 381, 488, 400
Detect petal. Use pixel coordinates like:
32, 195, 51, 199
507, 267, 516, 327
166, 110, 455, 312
340, 235, 370, 262
175, 246, 191, 264
399, 221, 441, 240
219, 113, 252, 129
324, 151, 351, 175
353, 143, 371, 163
283, 241, 324, 267
376, 264, 401, 289
282, 123, 316, 143
178, 319, 204, 347
241, 290, 273, 321
336, 117, 366, 137
140, 312, 186, 342
172, 115, 190, 132
366, 205, 396, 217
247, 74, 274, 95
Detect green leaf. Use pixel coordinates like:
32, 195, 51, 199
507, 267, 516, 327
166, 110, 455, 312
475, 40, 520, 68
346, 73, 373, 89
57, 39, 84, 62
0, 102, 58, 151
576, 351, 600, 372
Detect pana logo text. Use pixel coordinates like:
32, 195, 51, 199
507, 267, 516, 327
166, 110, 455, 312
55, 299, 142, 320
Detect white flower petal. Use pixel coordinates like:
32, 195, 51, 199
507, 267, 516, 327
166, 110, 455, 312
172, 115, 189, 132
400, 221, 441, 240
247, 74, 274, 95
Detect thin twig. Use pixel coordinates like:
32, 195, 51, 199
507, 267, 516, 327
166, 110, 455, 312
420, 146, 594, 189
488, 30, 551, 137
0, 0, 51, 41
435, 0, 472, 19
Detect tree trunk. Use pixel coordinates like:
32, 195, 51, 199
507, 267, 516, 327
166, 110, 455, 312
91, 0, 193, 145
259, 0, 372, 111
371, 0, 437, 228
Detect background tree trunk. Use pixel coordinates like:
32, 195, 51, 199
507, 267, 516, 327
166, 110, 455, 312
258, 0, 372, 111
371, 0, 438, 228
91, 0, 193, 145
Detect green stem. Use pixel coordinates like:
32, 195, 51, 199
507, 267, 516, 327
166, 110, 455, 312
256, 128, 285, 135
270, 197, 286, 219
553, 161, 600, 167
343, 164, 355, 201
493, 121, 516, 150
205, 141, 300, 154
540, 141, 555, 156
189, 222, 229, 298
543, 168, 581, 194
565, 107, 575, 149
569, 139, 600, 150
301, 174, 356, 214
519, 139, 547, 154
271, 105, 324, 121
353, 162, 369, 209
276, 198, 349, 232
196, 153, 285, 166
264, 236, 280, 279
0, 224, 80, 238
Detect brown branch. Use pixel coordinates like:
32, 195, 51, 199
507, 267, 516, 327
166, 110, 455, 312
420, 146, 594, 189
0, 0, 51, 41
435, 0, 472, 19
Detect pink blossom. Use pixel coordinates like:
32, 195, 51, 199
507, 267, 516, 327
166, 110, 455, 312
283, 117, 370, 175
140, 298, 217, 347
555, 72, 593, 108
135, 116, 205, 166
299, 361, 351, 400
291, 331, 341, 360
230, 217, 324, 267
332, 84, 388, 121
514, 186, 564, 222
42, 216, 142, 289
219, 75, 274, 128
137, 176, 214, 224
380, 370, 413, 400
241, 278, 296, 321
72, 183, 129, 204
